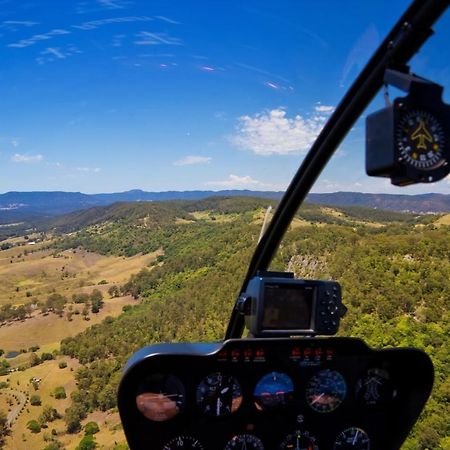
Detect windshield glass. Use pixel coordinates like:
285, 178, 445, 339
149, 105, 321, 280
0, 2, 449, 450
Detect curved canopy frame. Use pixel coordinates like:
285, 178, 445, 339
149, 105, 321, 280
225, 0, 450, 340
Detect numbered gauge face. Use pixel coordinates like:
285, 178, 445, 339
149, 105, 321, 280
356, 368, 396, 407
136, 373, 185, 422
162, 436, 204, 450
306, 369, 347, 413
334, 428, 370, 450
254, 372, 295, 410
279, 429, 319, 450
396, 109, 446, 170
224, 434, 264, 450
196, 372, 242, 417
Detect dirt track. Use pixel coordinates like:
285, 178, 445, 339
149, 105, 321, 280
0, 388, 27, 426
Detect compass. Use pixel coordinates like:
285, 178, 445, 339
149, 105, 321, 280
366, 70, 450, 186
396, 109, 446, 170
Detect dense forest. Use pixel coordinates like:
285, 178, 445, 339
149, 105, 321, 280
1, 197, 448, 448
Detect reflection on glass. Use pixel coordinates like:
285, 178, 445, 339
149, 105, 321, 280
136, 373, 185, 422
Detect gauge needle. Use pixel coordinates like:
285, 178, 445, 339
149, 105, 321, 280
296, 435, 301, 450
216, 398, 222, 416
311, 393, 324, 404
221, 387, 229, 394
353, 430, 359, 445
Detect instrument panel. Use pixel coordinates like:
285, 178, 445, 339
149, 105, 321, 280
118, 338, 433, 450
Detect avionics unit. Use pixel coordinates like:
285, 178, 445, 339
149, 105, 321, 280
241, 272, 346, 337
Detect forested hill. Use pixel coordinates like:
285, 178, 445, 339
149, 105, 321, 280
49, 197, 450, 449
2, 190, 450, 223
307, 192, 450, 213
44, 196, 429, 238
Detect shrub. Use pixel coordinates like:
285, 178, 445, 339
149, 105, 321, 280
27, 420, 41, 433
58, 361, 67, 369
84, 421, 99, 435
40, 353, 54, 362
53, 387, 66, 399
76, 435, 97, 450
30, 395, 41, 406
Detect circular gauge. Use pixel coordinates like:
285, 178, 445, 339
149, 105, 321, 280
162, 436, 204, 450
356, 368, 396, 407
396, 109, 446, 170
334, 428, 370, 450
254, 372, 295, 410
136, 373, 185, 422
196, 372, 242, 417
224, 434, 264, 450
279, 429, 319, 450
306, 369, 347, 413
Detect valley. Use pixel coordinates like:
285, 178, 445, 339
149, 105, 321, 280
0, 197, 449, 449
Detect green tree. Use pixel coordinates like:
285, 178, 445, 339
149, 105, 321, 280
0, 410, 10, 446
90, 290, 104, 314
30, 395, 41, 406
72, 293, 90, 304
76, 435, 97, 450
108, 285, 120, 298
53, 387, 66, 399
84, 421, 99, 436
39, 405, 60, 425
64, 405, 85, 433
27, 419, 41, 433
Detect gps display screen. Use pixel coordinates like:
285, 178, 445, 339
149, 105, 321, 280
262, 283, 313, 330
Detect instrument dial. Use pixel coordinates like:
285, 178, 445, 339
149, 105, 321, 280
162, 436, 204, 450
136, 373, 185, 422
279, 430, 319, 450
196, 372, 242, 417
254, 372, 295, 410
356, 368, 396, 407
396, 109, 446, 170
306, 369, 347, 413
334, 428, 370, 450
224, 434, 264, 450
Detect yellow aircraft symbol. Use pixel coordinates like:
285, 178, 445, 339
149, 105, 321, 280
411, 120, 433, 150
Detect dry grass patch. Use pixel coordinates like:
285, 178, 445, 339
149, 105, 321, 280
0, 243, 160, 306
435, 213, 450, 226
0, 295, 136, 353
2, 357, 79, 450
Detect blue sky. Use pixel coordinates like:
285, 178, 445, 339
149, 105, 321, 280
0, 0, 449, 194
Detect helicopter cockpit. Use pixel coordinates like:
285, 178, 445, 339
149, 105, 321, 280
117, 1, 450, 448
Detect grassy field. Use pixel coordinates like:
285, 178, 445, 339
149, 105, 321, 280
435, 213, 450, 225
0, 238, 156, 448
0, 357, 127, 450
0, 295, 136, 357
0, 243, 161, 306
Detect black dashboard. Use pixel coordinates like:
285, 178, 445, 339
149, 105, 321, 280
118, 337, 433, 450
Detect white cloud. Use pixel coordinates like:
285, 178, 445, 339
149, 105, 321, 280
11, 153, 43, 163
155, 16, 180, 25
315, 104, 335, 113
74, 167, 101, 173
10, 138, 20, 148
231, 108, 330, 156
73, 16, 153, 31
8, 28, 71, 48
206, 174, 260, 188
173, 155, 212, 166
206, 174, 286, 191
134, 31, 182, 46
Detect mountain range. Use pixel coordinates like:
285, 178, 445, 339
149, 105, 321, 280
1, 189, 450, 223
